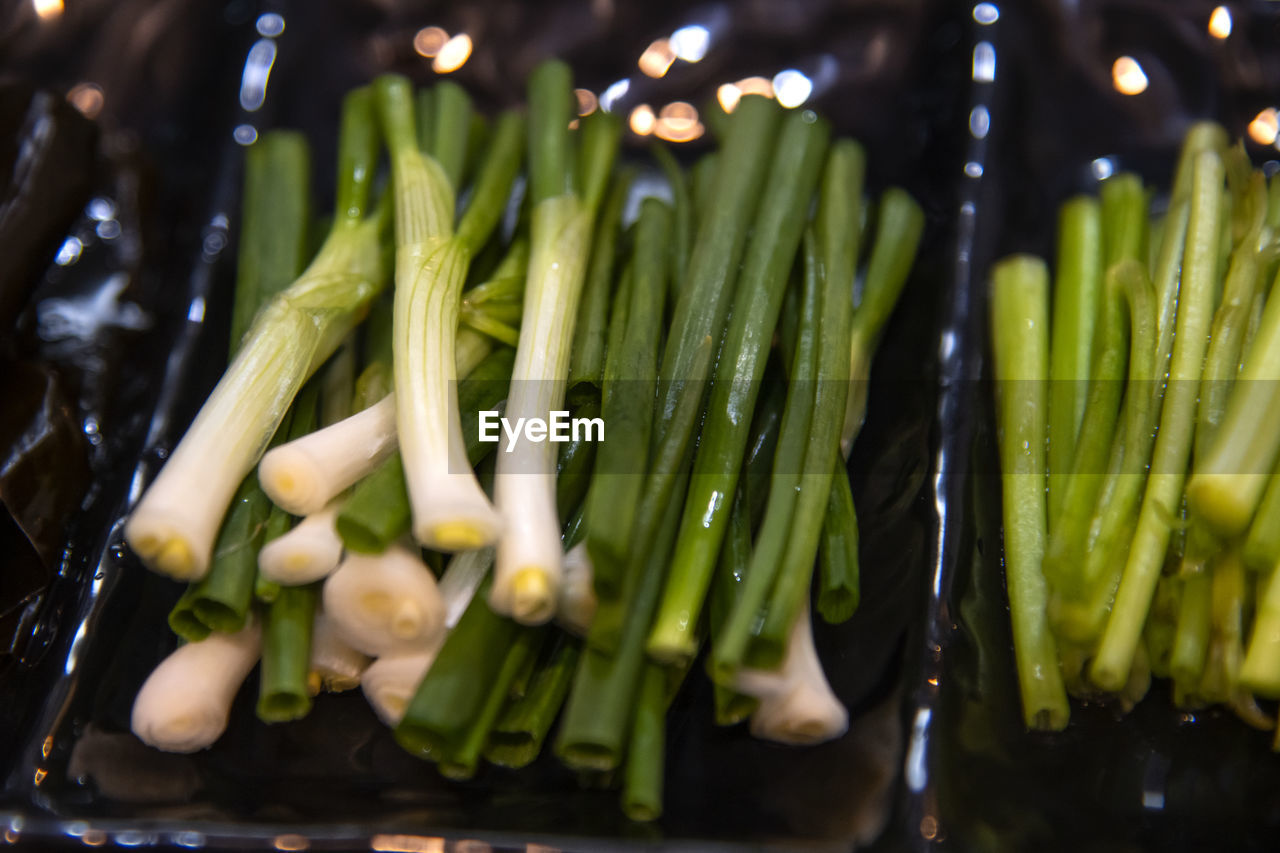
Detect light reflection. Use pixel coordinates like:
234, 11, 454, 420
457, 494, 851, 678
1248, 108, 1278, 146
413, 26, 449, 58
737, 76, 774, 98
33, 0, 63, 19
369, 836, 444, 853
66, 83, 104, 119
716, 83, 741, 113
920, 816, 939, 841
600, 79, 629, 112
272, 835, 309, 851
432, 34, 472, 73
973, 2, 999, 24
54, 237, 83, 266
638, 39, 676, 78
629, 104, 656, 136
1112, 56, 1148, 95
83, 830, 107, 847
964, 161, 983, 178
233, 124, 259, 146
87, 198, 115, 221
972, 42, 996, 82
968, 105, 990, 139
1091, 157, 1114, 180
239, 39, 278, 111
573, 88, 598, 116
1208, 6, 1232, 39
256, 13, 285, 37
772, 69, 813, 108
670, 25, 710, 62
33, 768, 46, 785
655, 102, 704, 142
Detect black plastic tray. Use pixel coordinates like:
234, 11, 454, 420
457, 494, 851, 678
907, 2, 1280, 851
0, 0, 977, 849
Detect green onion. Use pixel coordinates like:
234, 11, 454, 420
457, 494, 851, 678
648, 108, 829, 666
492, 61, 620, 624
587, 198, 673, 595
394, 579, 526, 760
817, 468, 860, 624
125, 86, 387, 581
621, 662, 668, 822
376, 75, 521, 553
1046, 196, 1102, 528
1092, 149, 1224, 692
257, 582, 318, 722
711, 232, 824, 685
748, 145, 866, 665
334, 346, 514, 554
842, 187, 925, 454
486, 631, 581, 768
989, 255, 1069, 730
1186, 265, 1280, 540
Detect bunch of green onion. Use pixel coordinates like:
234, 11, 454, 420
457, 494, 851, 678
990, 122, 1280, 736
125, 61, 923, 820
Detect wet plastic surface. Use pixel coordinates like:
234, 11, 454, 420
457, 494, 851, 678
0, 0, 974, 849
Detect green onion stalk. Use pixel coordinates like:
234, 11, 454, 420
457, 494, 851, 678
989, 255, 1069, 730
126, 86, 388, 582
1091, 149, 1224, 692
334, 346, 515, 555
1046, 196, 1102, 528
586, 198, 673, 596
491, 62, 621, 625
749, 150, 877, 665
374, 74, 523, 552
166, 131, 313, 640
711, 229, 824, 684
647, 108, 828, 666
1042, 260, 1153, 625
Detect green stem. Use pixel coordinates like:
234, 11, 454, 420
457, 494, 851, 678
622, 662, 668, 822
648, 108, 829, 666
1244, 468, 1280, 572
1043, 261, 1151, 604
556, 471, 687, 771
439, 627, 545, 780
1100, 173, 1147, 268
710, 231, 823, 684
486, 632, 581, 768
587, 199, 672, 595
751, 224, 859, 666
653, 96, 780, 448
527, 60, 574, 206
429, 80, 472, 194
335, 347, 515, 553
842, 188, 925, 453
257, 582, 318, 722
1169, 566, 1212, 685
817, 462, 860, 624
455, 111, 525, 254
567, 168, 634, 395
651, 143, 692, 300
395, 578, 526, 761
990, 254, 1069, 730
1242, 564, 1280, 696
1047, 196, 1103, 528
1186, 262, 1280, 537
588, 337, 714, 655
708, 485, 760, 725
1092, 149, 1224, 692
